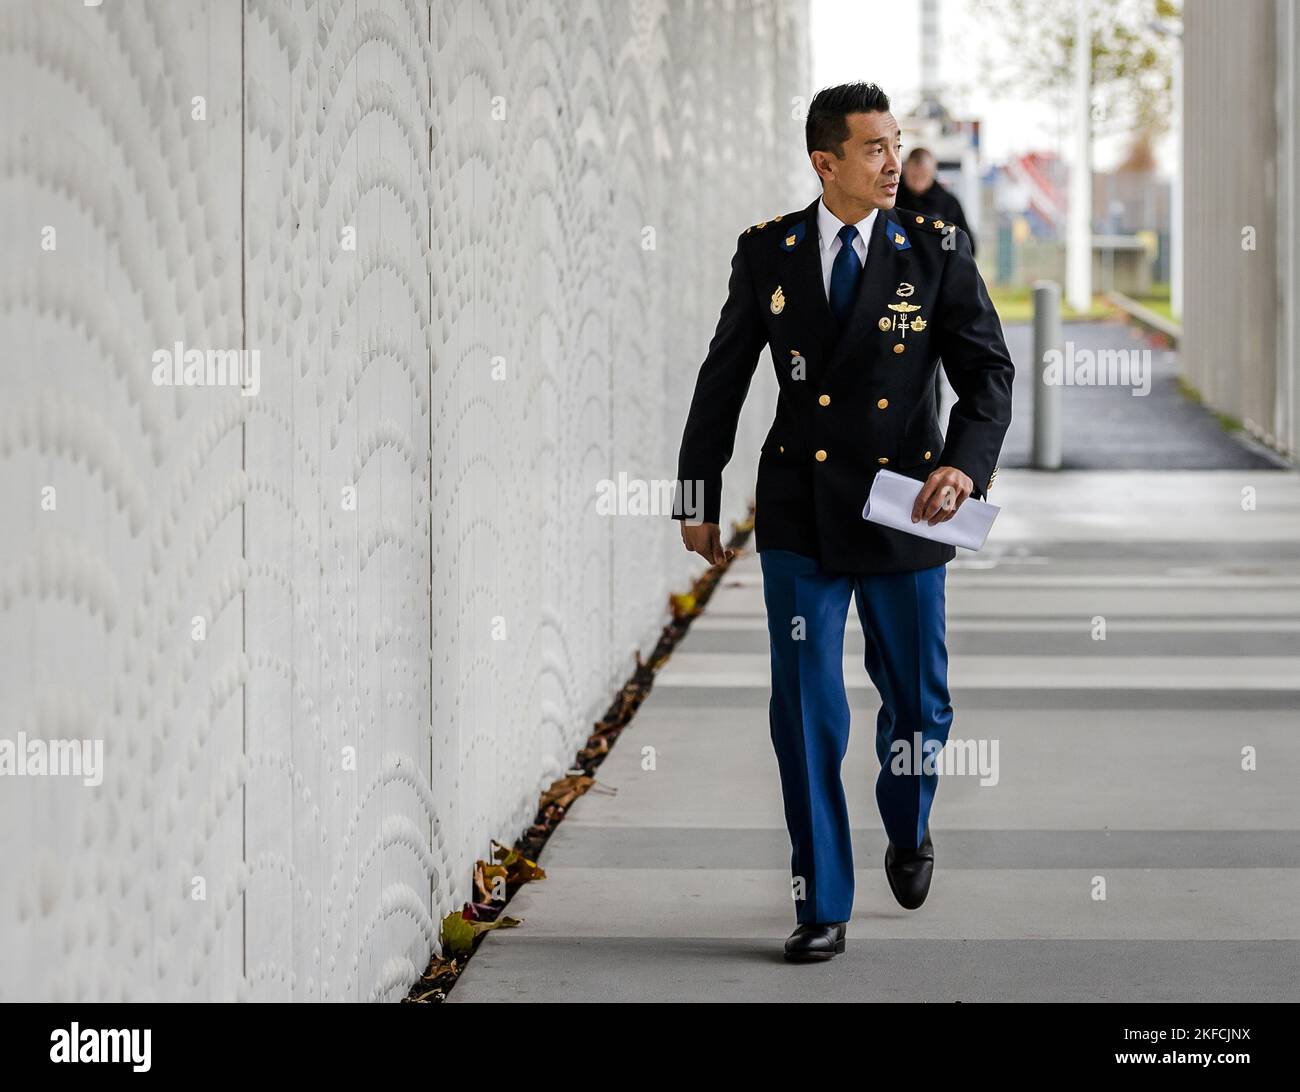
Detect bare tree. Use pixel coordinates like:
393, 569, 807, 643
972, 0, 1181, 144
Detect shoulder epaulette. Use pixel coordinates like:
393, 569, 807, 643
744, 211, 789, 234
894, 208, 959, 238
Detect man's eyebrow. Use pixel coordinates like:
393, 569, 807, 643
864, 135, 903, 144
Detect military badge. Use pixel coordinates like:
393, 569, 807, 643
770, 286, 785, 314
779, 221, 807, 251
886, 219, 911, 251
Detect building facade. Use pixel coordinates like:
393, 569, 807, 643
1184, 0, 1299, 459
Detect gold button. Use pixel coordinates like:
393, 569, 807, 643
779, 445, 784, 453
934, 220, 945, 228
878, 317, 891, 331
818, 394, 830, 406
876, 398, 888, 409
924, 450, 932, 459
893, 343, 905, 354
815, 449, 827, 462
914, 215, 924, 224
877, 457, 889, 464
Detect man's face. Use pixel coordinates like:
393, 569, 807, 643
902, 154, 936, 192
813, 110, 901, 210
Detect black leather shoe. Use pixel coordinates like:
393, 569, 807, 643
783, 921, 847, 962
885, 825, 934, 909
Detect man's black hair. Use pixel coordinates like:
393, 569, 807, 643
805, 82, 892, 158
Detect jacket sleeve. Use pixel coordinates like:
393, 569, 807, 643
934, 225, 1014, 501
671, 231, 769, 524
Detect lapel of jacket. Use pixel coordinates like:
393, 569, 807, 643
769, 196, 842, 371
821, 204, 911, 387
782, 195, 839, 359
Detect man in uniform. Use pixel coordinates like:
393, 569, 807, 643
670, 82, 1014, 962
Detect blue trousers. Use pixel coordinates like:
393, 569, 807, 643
760, 548, 953, 924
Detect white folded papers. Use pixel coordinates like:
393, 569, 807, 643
861, 468, 1000, 551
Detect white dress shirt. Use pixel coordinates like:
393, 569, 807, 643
817, 197, 878, 302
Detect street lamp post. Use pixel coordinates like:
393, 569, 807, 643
1066, 0, 1092, 314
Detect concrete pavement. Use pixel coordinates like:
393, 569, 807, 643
450, 467, 1300, 1002
994, 320, 1286, 470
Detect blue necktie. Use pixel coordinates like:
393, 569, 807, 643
828, 223, 862, 326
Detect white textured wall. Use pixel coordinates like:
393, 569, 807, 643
0, 0, 809, 1001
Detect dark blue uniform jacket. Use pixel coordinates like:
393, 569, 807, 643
672, 194, 1014, 574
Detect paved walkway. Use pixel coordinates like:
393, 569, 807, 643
994, 320, 1285, 470
450, 468, 1300, 1002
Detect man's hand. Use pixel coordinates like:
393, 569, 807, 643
680, 521, 734, 566
911, 466, 974, 526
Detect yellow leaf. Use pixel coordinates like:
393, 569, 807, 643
441, 912, 477, 957
670, 592, 697, 619
470, 914, 523, 938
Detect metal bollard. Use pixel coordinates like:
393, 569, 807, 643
1031, 281, 1063, 469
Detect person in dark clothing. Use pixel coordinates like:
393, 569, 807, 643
896, 148, 975, 257
897, 148, 977, 409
